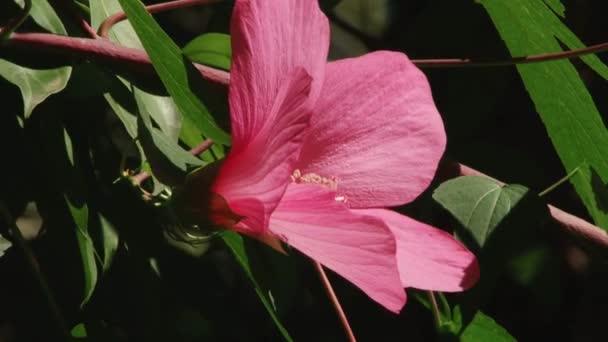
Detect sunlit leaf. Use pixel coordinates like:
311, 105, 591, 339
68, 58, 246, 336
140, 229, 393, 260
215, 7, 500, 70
222, 231, 293, 342
118, 0, 231, 145
478, 0, 608, 230
460, 311, 516, 342
1, 0, 71, 118
183, 33, 231, 71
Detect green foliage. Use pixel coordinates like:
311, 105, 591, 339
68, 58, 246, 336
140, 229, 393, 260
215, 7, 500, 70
183, 33, 232, 71
478, 0, 608, 230
460, 311, 516, 342
117, 0, 231, 145
222, 231, 294, 342
0, 0, 71, 117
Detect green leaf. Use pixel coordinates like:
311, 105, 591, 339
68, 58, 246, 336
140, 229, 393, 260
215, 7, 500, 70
16, 0, 67, 35
117, 0, 230, 145
478, 0, 608, 229
460, 311, 516, 342
70, 323, 87, 338
1, 1, 71, 118
96, 214, 119, 273
65, 194, 97, 309
221, 231, 293, 342
433, 176, 531, 247
90, 0, 183, 142
0, 233, 12, 257
183, 33, 232, 71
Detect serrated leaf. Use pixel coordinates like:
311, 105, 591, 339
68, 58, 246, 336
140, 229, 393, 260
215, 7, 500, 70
478, 0, 608, 229
118, 0, 230, 145
183, 33, 232, 71
433, 176, 531, 247
222, 231, 293, 342
460, 311, 516, 342
1, 1, 71, 118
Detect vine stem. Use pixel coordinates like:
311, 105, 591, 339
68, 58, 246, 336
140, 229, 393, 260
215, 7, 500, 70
98, 0, 219, 39
427, 291, 442, 329
0, 0, 32, 41
0, 201, 68, 338
313, 261, 357, 342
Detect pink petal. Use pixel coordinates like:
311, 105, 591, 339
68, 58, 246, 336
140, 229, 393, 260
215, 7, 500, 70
296, 51, 446, 208
358, 209, 479, 292
228, 0, 329, 147
212, 0, 330, 232
213, 68, 313, 232
269, 183, 406, 312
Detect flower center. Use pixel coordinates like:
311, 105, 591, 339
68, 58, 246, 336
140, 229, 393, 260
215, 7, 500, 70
290, 169, 347, 203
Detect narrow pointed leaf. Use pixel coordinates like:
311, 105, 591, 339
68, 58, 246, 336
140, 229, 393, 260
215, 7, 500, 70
479, 0, 608, 229
117, 0, 230, 145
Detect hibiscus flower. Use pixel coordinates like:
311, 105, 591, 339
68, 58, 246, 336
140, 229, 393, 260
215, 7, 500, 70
190, 0, 479, 313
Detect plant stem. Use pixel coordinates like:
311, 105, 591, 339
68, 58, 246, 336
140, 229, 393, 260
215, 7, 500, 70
427, 291, 442, 329
411, 41, 608, 68
0, 201, 68, 338
313, 261, 357, 342
538, 166, 581, 197
99, 0, 219, 38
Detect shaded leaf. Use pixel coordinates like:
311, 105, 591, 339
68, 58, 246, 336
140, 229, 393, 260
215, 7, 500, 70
221, 231, 293, 342
183, 33, 232, 71
118, 0, 230, 145
0, 233, 12, 257
16, 0, 67, 35
96, 213, 119, 273
478, 0, 608, 229
70, 323, 87, 338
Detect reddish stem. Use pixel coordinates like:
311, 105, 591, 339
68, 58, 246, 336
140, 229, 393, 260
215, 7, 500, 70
98, 0, 219, 39
411, 41, 608, 68
313, 261, 357, 342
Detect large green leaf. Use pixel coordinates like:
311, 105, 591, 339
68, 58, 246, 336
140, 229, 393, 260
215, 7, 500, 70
221, 231, 293, 342
183, 33, 232, 71
117, 0, 230, 145
433, 176, 531, 247
460, 311, 516, 342
478, 0, 608, 229
0, 0, 71, 118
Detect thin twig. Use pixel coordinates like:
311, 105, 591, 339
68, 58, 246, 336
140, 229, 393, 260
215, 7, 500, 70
411, 41, 608, 68
0, 201, 68, 338
313, 261, 357, 342
98, 0, 219, 39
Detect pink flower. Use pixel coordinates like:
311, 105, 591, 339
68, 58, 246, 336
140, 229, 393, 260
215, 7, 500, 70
205, 0, 479, 313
